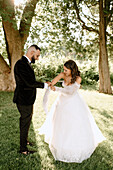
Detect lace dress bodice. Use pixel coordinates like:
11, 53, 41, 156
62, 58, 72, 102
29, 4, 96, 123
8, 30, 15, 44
55, 81, 80, 95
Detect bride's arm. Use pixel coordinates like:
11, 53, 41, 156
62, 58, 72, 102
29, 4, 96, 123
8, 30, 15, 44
51, 77, 81, 95
51, 72, 64, 86
55, 83, 80, 95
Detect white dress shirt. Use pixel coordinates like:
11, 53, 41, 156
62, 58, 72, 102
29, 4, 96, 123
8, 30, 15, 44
24, 55, 31, 63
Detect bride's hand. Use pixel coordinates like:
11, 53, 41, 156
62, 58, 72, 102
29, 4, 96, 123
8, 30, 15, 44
50, 85, 56, 91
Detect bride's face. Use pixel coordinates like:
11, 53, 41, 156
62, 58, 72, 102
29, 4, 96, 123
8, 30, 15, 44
63, 66, 71, 77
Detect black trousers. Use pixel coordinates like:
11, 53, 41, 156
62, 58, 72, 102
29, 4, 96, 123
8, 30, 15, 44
17, 104, 33, 151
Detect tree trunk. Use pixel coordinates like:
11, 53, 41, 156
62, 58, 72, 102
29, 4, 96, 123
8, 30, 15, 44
0, 55, 11, 91
0, 0, 38, 91
1, 21, 23, 91
0, 42, 22, 92
99, 0, 112, 94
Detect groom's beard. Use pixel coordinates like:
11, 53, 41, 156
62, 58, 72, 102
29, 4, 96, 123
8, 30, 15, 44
31, 56, 35, 63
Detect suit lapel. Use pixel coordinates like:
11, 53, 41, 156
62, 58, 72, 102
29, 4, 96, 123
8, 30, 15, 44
22, 56, 34, 71
28, 62, 34, 71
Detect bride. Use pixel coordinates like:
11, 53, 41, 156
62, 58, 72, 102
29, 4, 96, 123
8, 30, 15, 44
39, 60, 106, 163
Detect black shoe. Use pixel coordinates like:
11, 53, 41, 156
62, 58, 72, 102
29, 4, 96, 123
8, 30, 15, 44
19, 150, 36, 155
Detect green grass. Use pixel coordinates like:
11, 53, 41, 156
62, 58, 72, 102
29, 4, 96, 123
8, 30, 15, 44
0, 89, 113, 170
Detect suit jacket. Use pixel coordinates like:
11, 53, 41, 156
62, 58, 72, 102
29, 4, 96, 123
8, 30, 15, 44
13, 56, 44, 105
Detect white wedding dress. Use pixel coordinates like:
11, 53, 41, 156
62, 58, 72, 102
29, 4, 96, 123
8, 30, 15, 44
39, 81, 106, 163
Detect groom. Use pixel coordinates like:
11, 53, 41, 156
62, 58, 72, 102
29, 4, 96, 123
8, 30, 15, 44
13, 44, 49, 155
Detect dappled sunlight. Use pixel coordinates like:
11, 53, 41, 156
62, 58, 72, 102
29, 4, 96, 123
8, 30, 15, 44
80, 89, 113, 158
80, 89, 113, 138
14, 0, 26, 6
80, 89, 113, 112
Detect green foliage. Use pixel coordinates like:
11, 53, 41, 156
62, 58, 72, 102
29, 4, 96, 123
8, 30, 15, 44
110, 74, 113, 85
0, 0, 112, 62
32, 56, 64, 86
26, 0, 98, 58
32, 56, 99, 86
80, 65, 99, 85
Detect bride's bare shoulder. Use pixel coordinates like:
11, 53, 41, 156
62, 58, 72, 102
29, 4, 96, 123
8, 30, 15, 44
76, 76, 82, 84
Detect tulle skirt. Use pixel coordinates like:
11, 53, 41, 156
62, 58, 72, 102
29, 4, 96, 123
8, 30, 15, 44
39, 91, 106, 163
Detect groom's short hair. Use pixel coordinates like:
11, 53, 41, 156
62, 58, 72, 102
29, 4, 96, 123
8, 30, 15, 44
29, 44, 41, 51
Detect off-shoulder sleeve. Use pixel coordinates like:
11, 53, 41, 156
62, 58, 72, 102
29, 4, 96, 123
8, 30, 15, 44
55, 82, 80, 95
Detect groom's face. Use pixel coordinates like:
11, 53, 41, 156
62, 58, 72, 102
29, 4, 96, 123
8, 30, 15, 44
31, 50, 40, 63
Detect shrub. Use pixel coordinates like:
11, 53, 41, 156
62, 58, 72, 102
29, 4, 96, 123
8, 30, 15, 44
110, 74, 113, 85
32, 56, 100, 86
80, 65, 99, 85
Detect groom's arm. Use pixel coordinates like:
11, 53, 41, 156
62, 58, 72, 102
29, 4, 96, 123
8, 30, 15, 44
15, 61, 44, 88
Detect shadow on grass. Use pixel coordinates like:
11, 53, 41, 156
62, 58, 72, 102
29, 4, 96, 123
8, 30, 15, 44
82, 84, 113, 96
89, 105, 113, 126
0, 92, 42, 170
89, 105, 113, 120
89, 106, 113, 141
81, 84, 98, 91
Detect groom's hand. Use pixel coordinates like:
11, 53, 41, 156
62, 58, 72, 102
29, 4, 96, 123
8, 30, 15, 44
46, 82, 52, 87
44, 82, 51, 89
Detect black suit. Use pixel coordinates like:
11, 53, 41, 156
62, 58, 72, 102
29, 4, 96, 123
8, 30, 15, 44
13, 56, 44, 151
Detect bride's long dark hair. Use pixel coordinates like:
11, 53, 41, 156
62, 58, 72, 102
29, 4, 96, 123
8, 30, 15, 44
64, 60, 80, 84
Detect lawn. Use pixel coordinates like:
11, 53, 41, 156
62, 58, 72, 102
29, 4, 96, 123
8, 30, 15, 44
0, 88, 113, 170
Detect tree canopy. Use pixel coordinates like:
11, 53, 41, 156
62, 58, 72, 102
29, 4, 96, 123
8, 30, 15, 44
0, 0, 113, 93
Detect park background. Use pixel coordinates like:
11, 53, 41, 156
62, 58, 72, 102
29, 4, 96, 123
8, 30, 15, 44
0, 0, 113, 169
